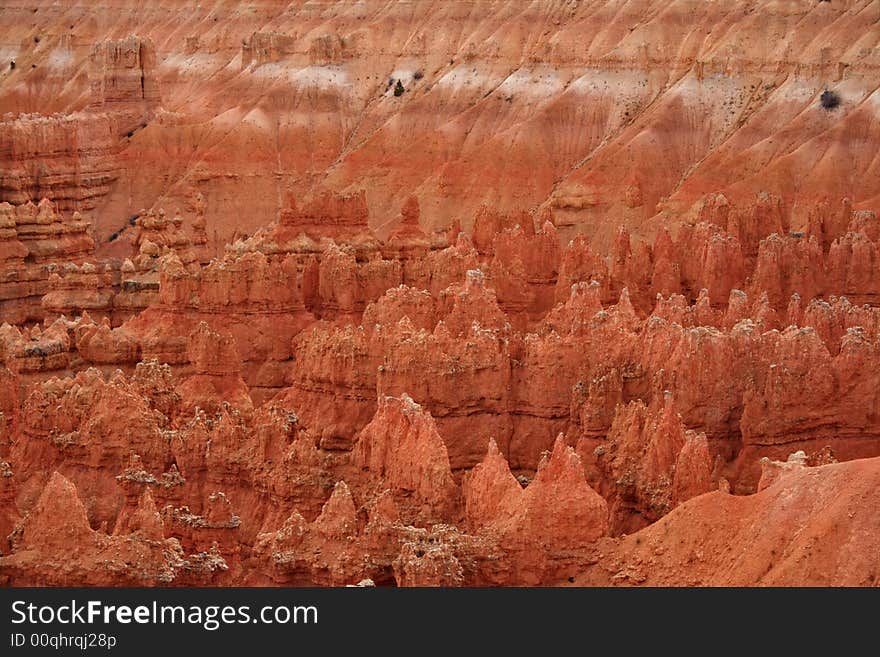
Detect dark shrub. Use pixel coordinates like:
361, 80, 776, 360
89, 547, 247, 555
820, 90, 840, 109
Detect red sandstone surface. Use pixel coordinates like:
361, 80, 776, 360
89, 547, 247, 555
1, 1, 879, 587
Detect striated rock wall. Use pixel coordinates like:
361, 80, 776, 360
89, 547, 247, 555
0, 199, 94, 323
1, 36, 160, 216
6, 1, 880, 250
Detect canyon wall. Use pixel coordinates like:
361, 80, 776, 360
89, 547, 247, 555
1, 1, 880, 587
2, 1, 880, 249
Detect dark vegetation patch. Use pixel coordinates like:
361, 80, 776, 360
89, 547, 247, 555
820, 89, 840, 110
108, 214, 140, 242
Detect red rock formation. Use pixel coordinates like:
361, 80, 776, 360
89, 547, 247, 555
75, 317, 141, 364
393, 529, 465, 587
437, 268, 510, 336
462, 438, 521, 531
464, 436, 608, 584
282, 268, 516, 462
672, 431, 714, 507
576, 456, 880, 586
0, 318, 73, 376
0, 471, 216, 586
737, 325, 880, 486
88, 36, 161, 137
0, 114, 121, 214
353, 394, 458, 522
41, 262, 114, 321
593, 395, 687, 532
416, 234, 481, 296
362, 285, 436, 333
113, 488, 165, 541
726, 192, 788, 259
471, 205, 527, 256
1, 36, 159, 223
750, 233, 824, 310
376, 315, 512, 470
489, 221, 560, 320
826, 230, 880, 305
241, 32, 297, 69
175, 322, 254, 420
316, 243, 402, 319
4, 2, 880, 246
281, 323, 376, 451
132, 207, 208, 265
275, 189, 374, 247
37, 205, 209, 327
556, 235, 611, 304
0, 355, 18, 454
0, 459, 18, 544
386, 196, 428, 246
0, 199, 95, 323
518, 437, 609, 546
123, 250, 314, 400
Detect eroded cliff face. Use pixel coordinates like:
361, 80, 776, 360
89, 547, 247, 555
3, 1, 880, 249
1, 1, 880, 587
0, 199, 94, 323
1, 35, 159, 216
